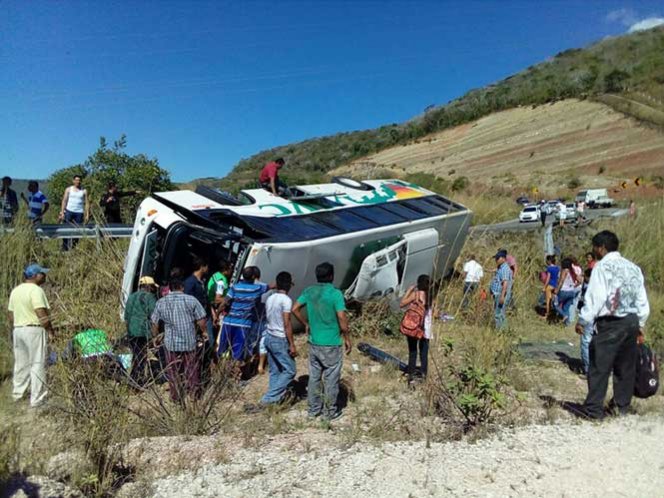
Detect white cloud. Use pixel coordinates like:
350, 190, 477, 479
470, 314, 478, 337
606, 8, 637, 26
628, 17, 664, 32
606, 8, 664, 33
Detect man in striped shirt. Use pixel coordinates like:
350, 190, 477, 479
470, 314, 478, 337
21, 181, 49, 223
218, 266, 269, 362
151, 277, 207, 401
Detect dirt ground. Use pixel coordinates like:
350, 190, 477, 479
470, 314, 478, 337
148, 414, 664, 498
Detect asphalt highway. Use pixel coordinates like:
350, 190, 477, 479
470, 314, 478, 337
472, 207, 626, 233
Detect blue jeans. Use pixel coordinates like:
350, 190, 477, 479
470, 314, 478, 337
62, 210, 84, 251
568, 290, 582, 325
462, 282, 477, 309
261, 334, 296, 404
580, 322, 594, 374
493, 295, 510, 330
557, 290, 577, 325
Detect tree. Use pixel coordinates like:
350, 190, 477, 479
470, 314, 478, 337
48, 135, 173, 220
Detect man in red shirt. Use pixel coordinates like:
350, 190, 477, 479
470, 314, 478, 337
259, 158, 286, 195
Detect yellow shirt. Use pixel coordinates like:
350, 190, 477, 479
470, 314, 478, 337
8, 283, 50, 327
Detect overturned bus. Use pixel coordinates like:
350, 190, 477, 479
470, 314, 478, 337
121, 178, 472, 307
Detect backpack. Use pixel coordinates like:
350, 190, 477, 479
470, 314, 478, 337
400, 299, 426, 339
634, 344, 659, 399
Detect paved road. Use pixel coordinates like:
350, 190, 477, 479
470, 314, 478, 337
472, 207, 626, 233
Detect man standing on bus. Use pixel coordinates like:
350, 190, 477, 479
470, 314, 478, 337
259, 158, 287, 196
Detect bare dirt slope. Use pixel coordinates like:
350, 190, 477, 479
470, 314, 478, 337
333, 99, 664, 190
150, 415, 664, 498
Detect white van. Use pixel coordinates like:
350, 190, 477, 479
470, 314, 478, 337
575, 189, 614, 208
121, 178, 472, 307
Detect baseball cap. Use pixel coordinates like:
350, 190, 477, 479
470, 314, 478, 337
493, 249, 508, 260
24, 263, 49, 278
138, 276, 157, 287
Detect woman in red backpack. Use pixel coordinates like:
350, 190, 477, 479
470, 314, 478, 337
400, 274, 433, 382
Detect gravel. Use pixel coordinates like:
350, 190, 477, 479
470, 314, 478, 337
149, 416, 664, 497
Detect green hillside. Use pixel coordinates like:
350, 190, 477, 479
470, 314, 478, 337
200, 26, 664, 191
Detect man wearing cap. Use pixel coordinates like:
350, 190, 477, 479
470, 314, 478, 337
8, 264, 53, 407
124, 276, 158, 387
489, 250, 513, 330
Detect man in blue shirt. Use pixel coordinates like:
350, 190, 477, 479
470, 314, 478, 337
21, 181, 49, 224
218, 266, 269, 362
490, 249, 513, 330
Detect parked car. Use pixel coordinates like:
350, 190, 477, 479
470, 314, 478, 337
515, 196, 530, 206
519, 205, 540, 223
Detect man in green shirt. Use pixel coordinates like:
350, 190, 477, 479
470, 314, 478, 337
124, 276, 158, 386
292, 262, 350, 421
207, 260, 232, 326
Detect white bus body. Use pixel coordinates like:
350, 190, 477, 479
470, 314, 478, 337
121, 179, 472, 306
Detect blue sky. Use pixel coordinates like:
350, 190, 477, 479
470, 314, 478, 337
1, 1, 662, 182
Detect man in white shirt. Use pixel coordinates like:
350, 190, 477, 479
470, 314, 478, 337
260, 271, 297, 405
576, 230, 649, 419
462, 255, 483, 309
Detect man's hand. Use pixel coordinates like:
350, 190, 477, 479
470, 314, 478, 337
289, 344, 298, 358
58, 211, 65, 222
637, 328, 645, 345
344, 336, 352, 355
575, 323, 584, 335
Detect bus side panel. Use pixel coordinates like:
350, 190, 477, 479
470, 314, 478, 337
244, 211, 472, 299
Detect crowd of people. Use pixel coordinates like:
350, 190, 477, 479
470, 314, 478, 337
125, 260, 351, 419
0, 174, 136, 237
7, 224, 651, 422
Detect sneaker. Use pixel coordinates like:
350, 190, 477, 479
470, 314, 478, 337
324, 411, 343, 422
307, 411, 322, 419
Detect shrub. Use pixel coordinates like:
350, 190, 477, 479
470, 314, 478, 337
451, 176, 470, 192
425, 336, 511, 431
567, 176, 582, 189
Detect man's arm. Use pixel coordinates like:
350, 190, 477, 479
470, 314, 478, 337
499, 280, 508, 306
577, 264, 608, 331
196, 318, 208, 342
270, 176, 277, 195
283, 311, 297, 357
635, 269, 650, 332
34, 308, 53, 335
291, 301, 308, 332
84, 191, 90, 223
337, 310, 351, 354
20, 193, 28, 206
59, 187, 69, 220
41, 201, 50, 218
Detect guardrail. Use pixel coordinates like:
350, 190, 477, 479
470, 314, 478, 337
0, 223, 134, 239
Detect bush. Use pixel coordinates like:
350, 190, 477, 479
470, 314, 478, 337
451, 176, 470, 192
567, 176, 582, 189
425, 335, 511, 431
